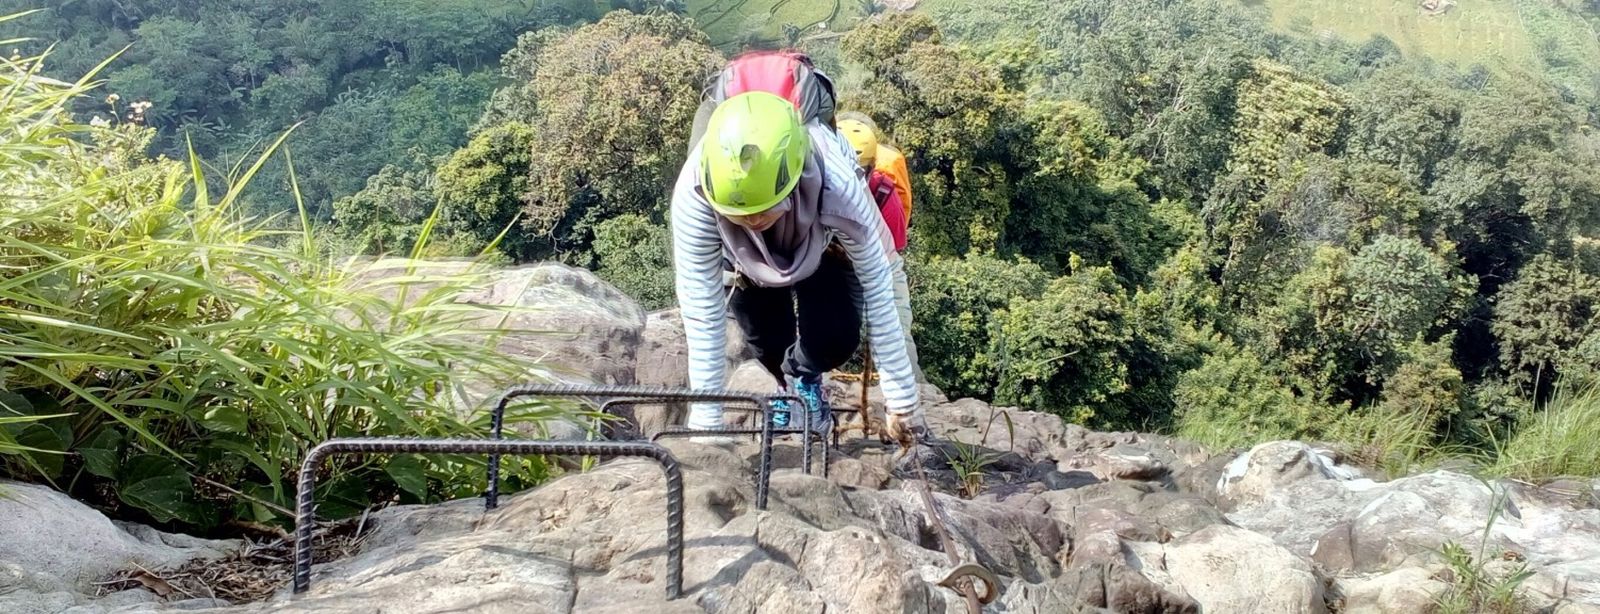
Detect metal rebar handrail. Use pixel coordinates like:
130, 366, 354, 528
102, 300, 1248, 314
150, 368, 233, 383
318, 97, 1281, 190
485, 384, 813, 510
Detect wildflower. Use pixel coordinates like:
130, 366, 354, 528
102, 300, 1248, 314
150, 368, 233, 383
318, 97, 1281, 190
90, 116, 109, 128
106, 93, 121, 104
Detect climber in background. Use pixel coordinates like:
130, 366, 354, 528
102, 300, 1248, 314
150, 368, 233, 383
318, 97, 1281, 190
837, 113, 921, 380
837, 112, 913, 227
671, 50, 929, 447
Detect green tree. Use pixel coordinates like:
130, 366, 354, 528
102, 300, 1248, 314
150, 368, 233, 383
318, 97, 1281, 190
1040, 0, 1273, 200
592, 214, 675, 310
434, 122, 537, 259
1433, 78, 1600, 292
0, 0, 574, 217
483, 11, 720, 263
1255, 237, 1470, 404
909, 252, 1051, 400
1204, 60, 1348, 289
331, 162, 440, 256
843, 13, 1173, 281
991, 256, 1169, 428
1344, 65, 1462, 187
1005, 100, 1175, 283
842, 13, 1018, 257
1493, 254, 1600, 390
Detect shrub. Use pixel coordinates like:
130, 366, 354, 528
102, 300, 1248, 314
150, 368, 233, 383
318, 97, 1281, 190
1174, 339, 1334, 450
592, 214, 675, 310
991, 257, 1142, 427
908, 252, 1050, 400
0, 47, 566, 529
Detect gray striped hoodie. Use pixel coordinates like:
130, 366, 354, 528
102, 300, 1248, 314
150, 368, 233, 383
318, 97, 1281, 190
671, 122, 920, 429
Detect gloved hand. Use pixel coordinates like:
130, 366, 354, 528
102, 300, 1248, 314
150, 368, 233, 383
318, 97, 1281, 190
885, 411, 931, 450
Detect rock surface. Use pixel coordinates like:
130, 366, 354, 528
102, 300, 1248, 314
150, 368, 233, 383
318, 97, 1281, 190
350, 259, 645, 390
9, 260, 1600, 613
0, 482, 235, 614
458, 262, 645, 387
21, 394, 1598, 613
0, 482, 234, 589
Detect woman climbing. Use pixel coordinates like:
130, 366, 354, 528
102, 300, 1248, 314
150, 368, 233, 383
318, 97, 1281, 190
671, 58, 927, 447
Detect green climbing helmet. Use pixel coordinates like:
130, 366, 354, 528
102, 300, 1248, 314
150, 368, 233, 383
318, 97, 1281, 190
700, 91, 810, 217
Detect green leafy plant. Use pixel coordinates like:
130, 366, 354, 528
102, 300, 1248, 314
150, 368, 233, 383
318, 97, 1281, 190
0, 42, 572, 530
1433, 483, 1535, 614
944, 442, 1000, 499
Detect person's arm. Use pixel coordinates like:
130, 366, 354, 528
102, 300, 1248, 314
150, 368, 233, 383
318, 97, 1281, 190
819, 129, 921, 415
670, 149, 730, 429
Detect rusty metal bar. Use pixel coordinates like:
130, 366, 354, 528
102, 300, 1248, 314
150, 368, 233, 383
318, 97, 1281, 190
293, 438, 684, 599
649, 423, 833, 505
909, 454, 993, 612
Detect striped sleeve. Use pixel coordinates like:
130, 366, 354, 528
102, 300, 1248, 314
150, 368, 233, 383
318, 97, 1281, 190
813, 125, 922, 415
670, 145, 731, 429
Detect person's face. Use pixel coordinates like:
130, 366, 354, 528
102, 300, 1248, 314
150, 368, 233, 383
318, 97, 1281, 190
724, 200, 791, 232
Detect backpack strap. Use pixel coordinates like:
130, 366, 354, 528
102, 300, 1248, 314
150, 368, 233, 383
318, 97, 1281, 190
872, 179, 895, 209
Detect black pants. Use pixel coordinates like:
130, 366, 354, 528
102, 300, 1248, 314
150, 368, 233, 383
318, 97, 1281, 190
730, 252, 863, 383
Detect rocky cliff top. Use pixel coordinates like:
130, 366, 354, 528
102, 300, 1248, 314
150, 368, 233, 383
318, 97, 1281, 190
4, 263, 1599, 614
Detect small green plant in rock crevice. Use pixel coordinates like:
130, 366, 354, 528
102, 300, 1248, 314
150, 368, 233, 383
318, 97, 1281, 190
945, 442, 1001, 499
1433, 483, 1535, 614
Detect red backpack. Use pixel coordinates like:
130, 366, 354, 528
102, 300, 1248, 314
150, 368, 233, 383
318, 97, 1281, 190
690, 51, 839, 152
705, 50, 837, 126
868, 169, 908, 252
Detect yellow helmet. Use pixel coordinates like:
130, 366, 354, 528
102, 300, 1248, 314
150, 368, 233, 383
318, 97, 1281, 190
838, 119, 878, 169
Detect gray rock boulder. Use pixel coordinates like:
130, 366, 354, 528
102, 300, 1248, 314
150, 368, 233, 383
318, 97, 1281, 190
460, 262, 645, 387
1215, 439, 1600, 608
0, 482, 234, 590
1335, 567, 1448, 614
634, 309, 689, 388
1216, 441, 1362, 511
0, 482, 235, 613
348, 259, 645, 390
633, 309, 755, 388
1130, 525, 1326, 614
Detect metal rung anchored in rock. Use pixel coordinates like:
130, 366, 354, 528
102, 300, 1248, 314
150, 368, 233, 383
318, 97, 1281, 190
600, 396, 831, 501
292, 438, 685, 599
486, 383, 844, 510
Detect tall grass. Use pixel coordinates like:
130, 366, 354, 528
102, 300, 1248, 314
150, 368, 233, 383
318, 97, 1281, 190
1434, 483, 1534, 614
0, 38, 567, 528
1490, 383, 1600, 480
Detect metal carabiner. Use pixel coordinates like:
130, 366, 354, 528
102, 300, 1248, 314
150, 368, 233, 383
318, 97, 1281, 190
937, 562, 1001, 605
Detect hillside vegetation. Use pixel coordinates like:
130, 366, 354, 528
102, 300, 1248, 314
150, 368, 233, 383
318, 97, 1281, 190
320, 2, 1600, 481
7, 0, 1600, 537
1247, 0, 1600, 93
